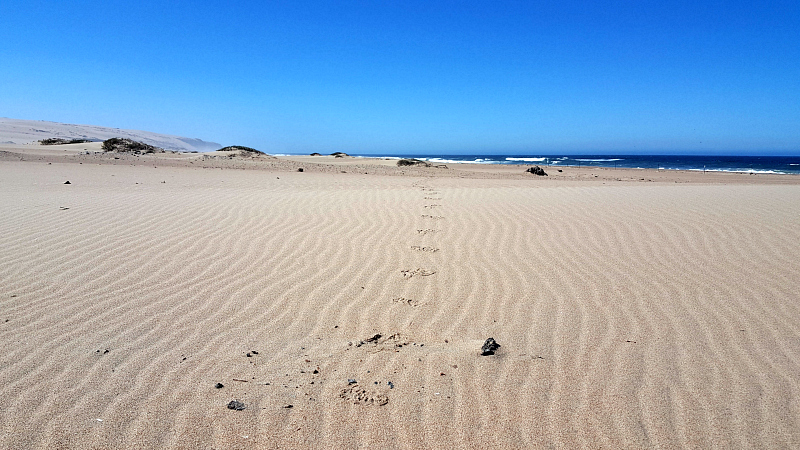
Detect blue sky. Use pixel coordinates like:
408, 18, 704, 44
1, 1, 798, 155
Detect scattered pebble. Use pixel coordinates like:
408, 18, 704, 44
283, 404, 293, 409
348, 379, 357, 385
215, 383, 224, 389
64, 181, 71, 184
388, 381, 394, 389
480, 337, 501, 356
227, 400, 246, 411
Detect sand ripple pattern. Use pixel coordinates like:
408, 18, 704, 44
1, 163, 800, 448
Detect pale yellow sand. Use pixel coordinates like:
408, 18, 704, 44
1, 146, 800, 449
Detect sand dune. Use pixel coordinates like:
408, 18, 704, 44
0, 118, 221, 152
1, 150, 799, 448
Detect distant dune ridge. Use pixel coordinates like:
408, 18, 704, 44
0, 118, 221, 152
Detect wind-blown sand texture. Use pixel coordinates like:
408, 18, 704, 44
1, 144, 800, 448
0, 118, 221, 152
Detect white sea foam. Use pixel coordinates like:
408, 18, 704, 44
574, 158, 623, 162
688, 168, 787, 174
506, 157, 547, 162
418, 157, 493, 164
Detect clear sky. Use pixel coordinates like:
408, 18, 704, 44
1, 1, 798, 155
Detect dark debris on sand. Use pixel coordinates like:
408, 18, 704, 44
480, 338, 501, 356
227, 400, 246, 411
526, 166, 548, 176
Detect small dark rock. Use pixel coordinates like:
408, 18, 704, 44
388, 381, 394, 389
246, 353, 252, 357
313, 369, 319, 374
215, 383, 224, 389
310, 153, 322, 156
480, 338, 501, 356
348, 379, 357, 385
557, 169, 563, 172
251, 350, 258, 355
64, 181, 71, 184
297, 168, 304, 172
227, 400, 246, 410
283, 404, 293, 408
526, 166, 548, 176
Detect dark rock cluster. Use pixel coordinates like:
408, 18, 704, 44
526, 166, 548, 176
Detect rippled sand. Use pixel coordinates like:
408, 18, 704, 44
1, 145, 799, 448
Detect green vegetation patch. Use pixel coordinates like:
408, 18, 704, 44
39, 138, 93, 145
102, 138, 164, 153
218, 146, 264, 154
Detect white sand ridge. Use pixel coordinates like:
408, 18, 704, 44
0, 117, 221, 152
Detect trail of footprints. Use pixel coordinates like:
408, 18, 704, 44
401, 180, 445, 299
340, 183, 448, 406
219, 180, 449, 411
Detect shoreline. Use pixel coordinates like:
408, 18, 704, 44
2, 143, 798, 186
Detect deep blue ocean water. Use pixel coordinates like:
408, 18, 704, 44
360, 154, 800, 174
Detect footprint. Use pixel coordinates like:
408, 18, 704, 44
354, 332, 416, 351
392, 297, 421, 307
339, 385, 389, 406
423, 197, 441, 200
411, 246, 439, 253
423, 205, 441, 208
421, 215, 444, 220
417, 229, 441, 235
401, 268, 437, 279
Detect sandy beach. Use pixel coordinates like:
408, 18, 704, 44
2, 143, 800, 449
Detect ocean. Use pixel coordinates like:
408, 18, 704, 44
360, 154, 800, 175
